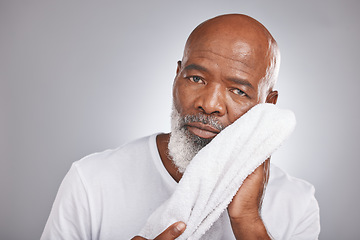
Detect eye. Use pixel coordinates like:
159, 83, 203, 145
231, 88, 247, 96
189, 76, 204, 84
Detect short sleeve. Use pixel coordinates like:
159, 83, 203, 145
291, 186, 321, 240
41, 163, 92, 240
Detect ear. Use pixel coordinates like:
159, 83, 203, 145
176, 61, 182, 75
266, 90, 278, 104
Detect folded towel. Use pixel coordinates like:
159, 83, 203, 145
139, 103, 296, 239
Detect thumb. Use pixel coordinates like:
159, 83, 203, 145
154, 221, 186, 240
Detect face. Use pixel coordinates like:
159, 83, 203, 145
168, 15, 279, 173
172, 39, 276, 140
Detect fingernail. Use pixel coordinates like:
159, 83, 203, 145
176, 222, 186, 231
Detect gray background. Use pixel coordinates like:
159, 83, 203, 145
1, 0, 359, 239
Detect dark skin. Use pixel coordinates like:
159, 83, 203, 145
133, 14, 279, 240
131, 222, 186, 240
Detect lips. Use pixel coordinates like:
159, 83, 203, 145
185, 122, 221, 139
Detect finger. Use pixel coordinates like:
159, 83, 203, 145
154, 221, 186, 240
131, 236, 146, 240
258, 158, 270, 211
263, 158, 270, 186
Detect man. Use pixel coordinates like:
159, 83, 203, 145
42, 14, 320, 239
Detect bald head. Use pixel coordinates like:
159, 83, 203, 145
169, 14, 281, 173
183, 14, 280, 92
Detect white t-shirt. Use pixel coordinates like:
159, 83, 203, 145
41, 134, 320, 240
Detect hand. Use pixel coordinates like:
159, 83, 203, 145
131, 221, 186, 240
227, 159, 271, 239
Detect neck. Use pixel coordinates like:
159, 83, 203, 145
156, 133, 183, 182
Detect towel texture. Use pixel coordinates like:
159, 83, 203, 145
139, 103, 296, 239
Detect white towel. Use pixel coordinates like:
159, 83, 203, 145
139, 103, 296, 239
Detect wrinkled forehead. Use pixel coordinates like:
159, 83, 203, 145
183, 32, 273, 78
183, 22, 274, 70
185, 39, 256, 67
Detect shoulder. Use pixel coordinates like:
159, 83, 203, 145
265, 164, 317, 213
268, 164, 315, 198
72, 134, 158, 181
263, 164, 320, 239
76, 134, 155, 167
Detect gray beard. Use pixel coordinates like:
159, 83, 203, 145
168, 105, 224, 173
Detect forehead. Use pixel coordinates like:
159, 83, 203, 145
186, 20, 271, 62
183, 37, 269, 82
184, 50, 252, 79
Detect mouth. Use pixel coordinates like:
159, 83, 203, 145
185, 122, 221, 139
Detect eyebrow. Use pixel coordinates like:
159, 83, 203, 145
183, 63, 254, 90
227, 77, 254, 90
183, 64, 208, 72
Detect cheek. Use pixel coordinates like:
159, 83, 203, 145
172, 80, 193, 113
227, 100, 256, 124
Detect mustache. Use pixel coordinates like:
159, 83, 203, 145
182, 113, 225, 131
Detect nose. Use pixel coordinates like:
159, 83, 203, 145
194, 84, 226, 116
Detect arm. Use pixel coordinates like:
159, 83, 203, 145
41, 164, 91, 240
227, 159, 271, 240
